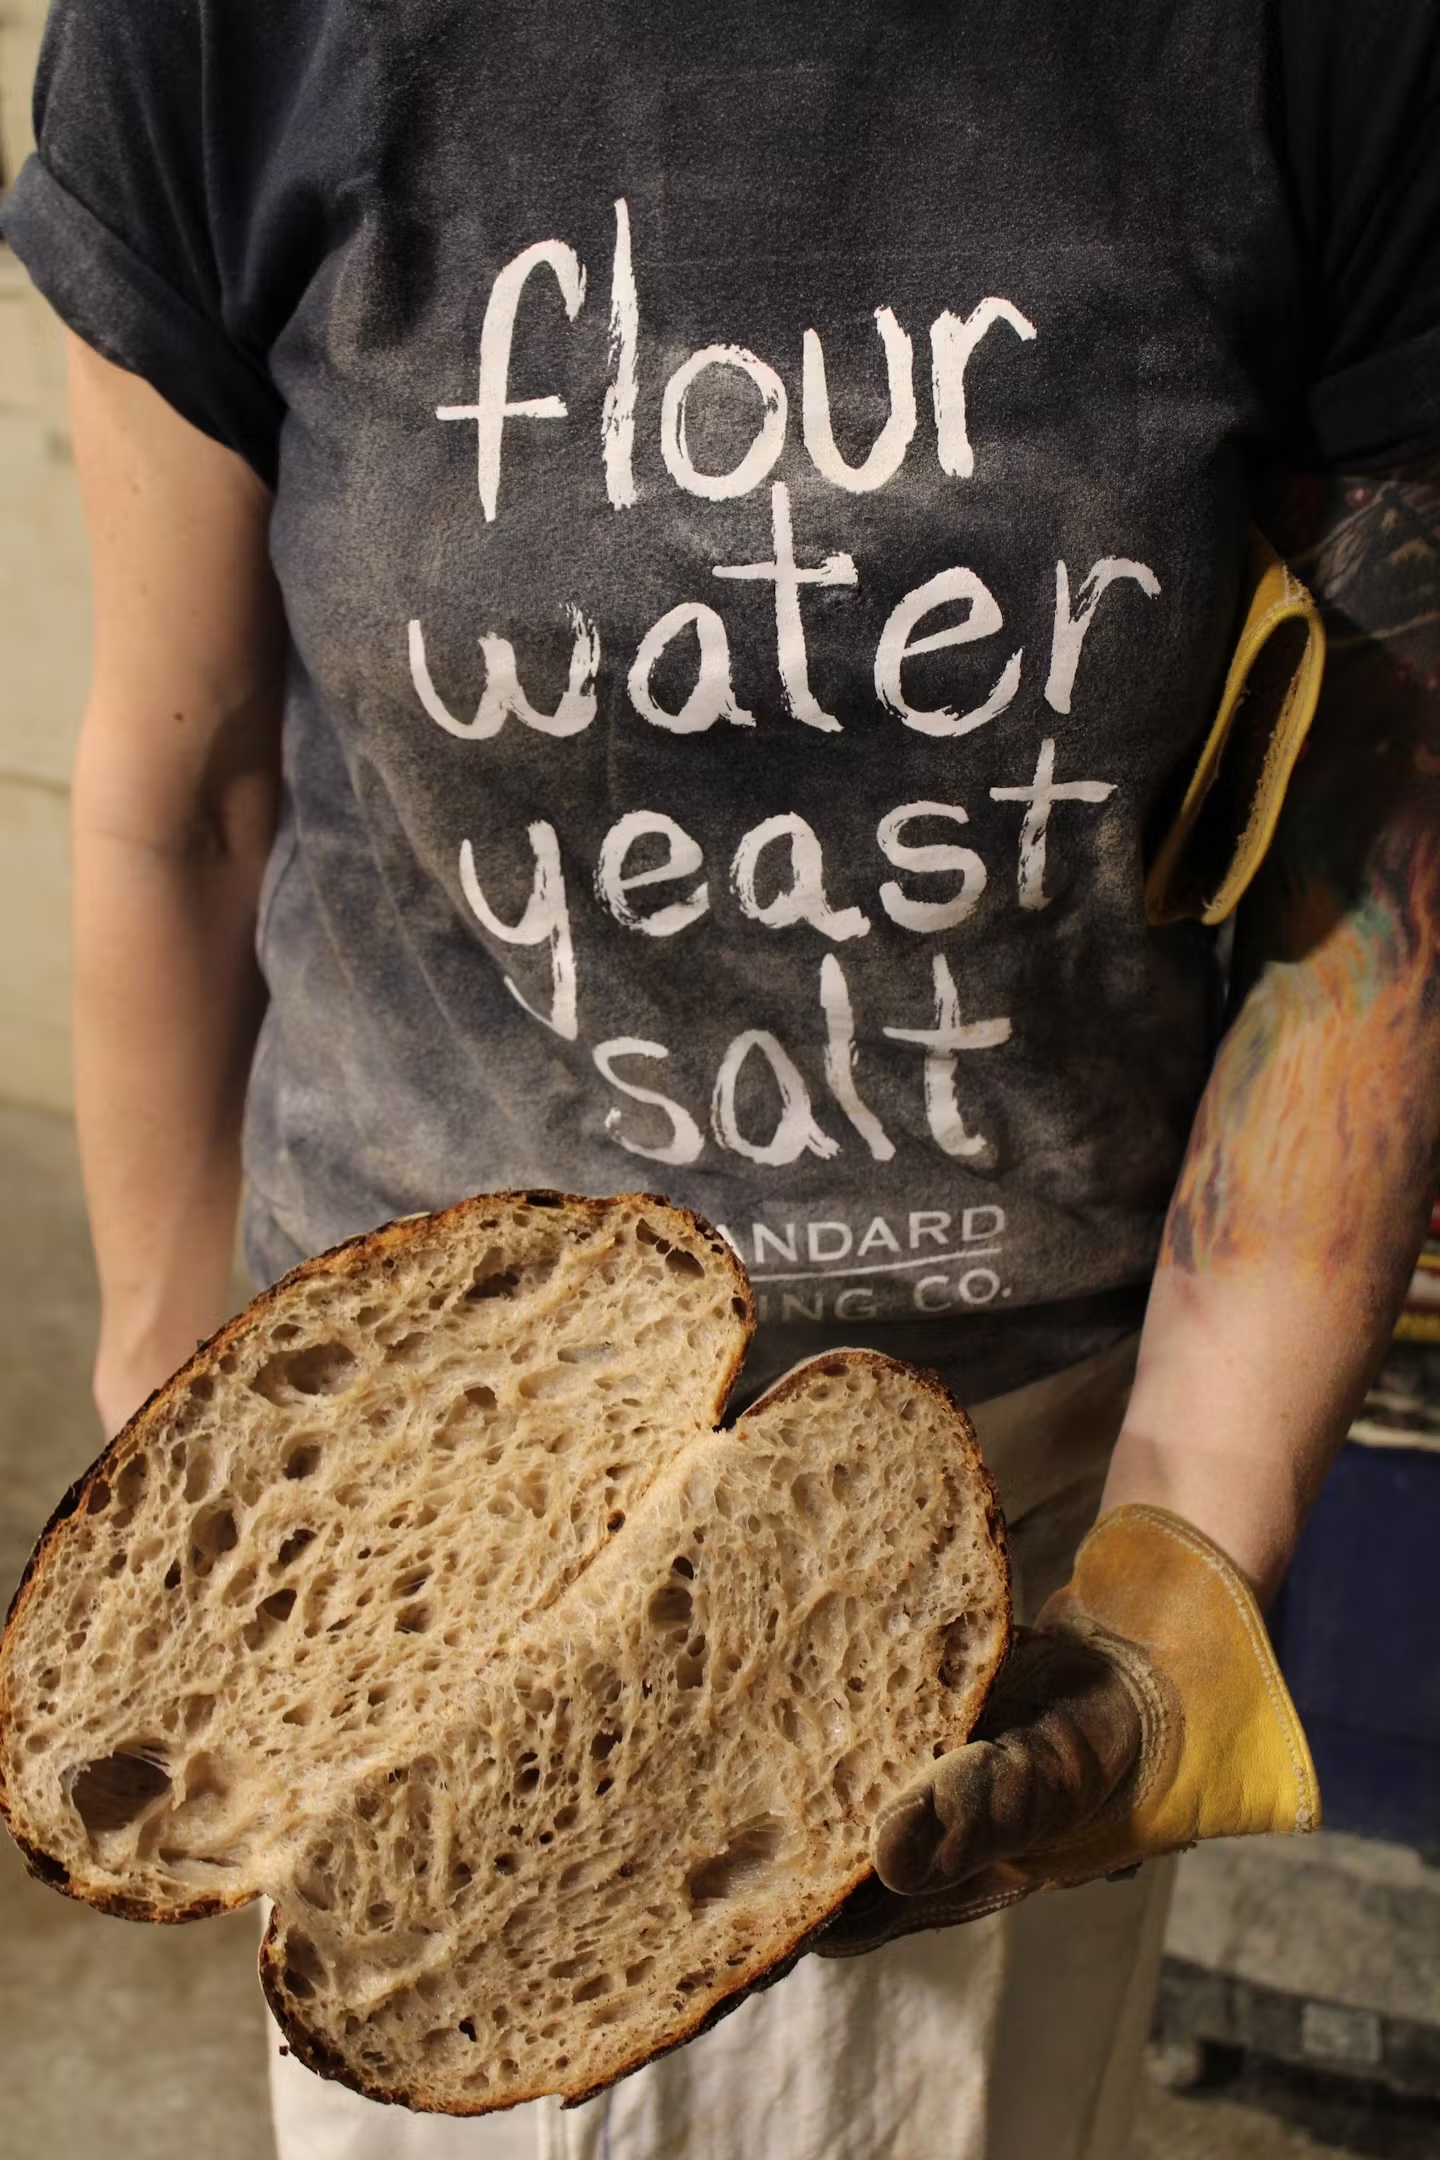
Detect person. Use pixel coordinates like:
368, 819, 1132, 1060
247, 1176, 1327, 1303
4, 1, 1439, 2154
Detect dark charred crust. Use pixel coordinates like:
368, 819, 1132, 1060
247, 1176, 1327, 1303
85, 1883, 240, 1924
1, 1813, 247, 1924
14, 1828, 69, 1890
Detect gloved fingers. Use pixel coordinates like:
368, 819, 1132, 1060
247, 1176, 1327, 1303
813, 1862, 1030, 1958
874, 1629, 1146, 1895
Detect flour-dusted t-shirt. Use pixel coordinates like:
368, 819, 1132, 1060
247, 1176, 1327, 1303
8, 0, 1440, 1394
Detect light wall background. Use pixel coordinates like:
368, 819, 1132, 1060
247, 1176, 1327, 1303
1, 0, 92, 1114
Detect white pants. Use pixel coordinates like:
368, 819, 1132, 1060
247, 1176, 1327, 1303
268, 1337, 1171, 2160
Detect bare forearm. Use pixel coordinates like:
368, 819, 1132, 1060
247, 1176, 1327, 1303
74, 753, 272, 1430
62, 342, 287, 1433
1106, 1029, 1437, 1602
1104, 462, 1440, 1601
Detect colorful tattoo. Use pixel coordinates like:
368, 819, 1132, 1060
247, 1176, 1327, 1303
1162, 458, 1440, 1302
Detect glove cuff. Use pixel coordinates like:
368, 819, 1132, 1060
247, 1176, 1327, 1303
1036, 1504, 1320, 1860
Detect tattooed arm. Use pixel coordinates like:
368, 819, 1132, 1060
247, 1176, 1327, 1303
1100, 458, 1440, 1604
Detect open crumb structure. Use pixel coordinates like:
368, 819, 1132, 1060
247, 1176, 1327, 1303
0, 1191, 1010, 2112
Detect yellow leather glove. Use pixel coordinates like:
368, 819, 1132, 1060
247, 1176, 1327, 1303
817, 1504, 1320, 1957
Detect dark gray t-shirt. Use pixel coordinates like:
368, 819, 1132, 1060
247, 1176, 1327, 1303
8, 0, 1440, 1395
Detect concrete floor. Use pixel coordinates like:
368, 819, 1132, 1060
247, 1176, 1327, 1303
2, 1098, 1436, 2160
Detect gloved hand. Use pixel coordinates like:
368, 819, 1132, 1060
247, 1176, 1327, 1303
817, 1503, 1319, 1957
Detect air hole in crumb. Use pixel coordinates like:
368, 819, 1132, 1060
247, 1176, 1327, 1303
647, 1583, 693, 1632
395, 1604, 431, 1635
285, 1934, 330, 1994
635, 1220, 668, 1249
70, 1751, 171, 1836
163, 1561, 182, 1591
182, 1694, 216, 1735
625, 1957, 654, 1987
295, 1864, 334, 1912
606, 1511, 625, 1532
112, 1455, 148, 1527
183, 1452, 214, 1503
465, 1268, 519, 1302
791, 1473, 825, 1518
435, 1384, 498, 1452
283, 1443, 322, 1481
664, 1247, 704, 1278
591, 1729, 621, 1760
277, 1529, 315, 1568
671, 1555, 695, 1579
85, 1479, 111, 1515
190, 1505, 238, 1574
494, 1854, 517, 1875
253, 1341, 357, 1404
458, 2017, 478, 2042
243, 1586, 298, 1650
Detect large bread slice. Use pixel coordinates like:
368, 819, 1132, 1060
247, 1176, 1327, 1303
0, 1190, 1010, 2112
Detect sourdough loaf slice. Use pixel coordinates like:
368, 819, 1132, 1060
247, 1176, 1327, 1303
0, 1191, 1010, 2113
0, 1192, 751, 1916
262, 1349, 1010, 2112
